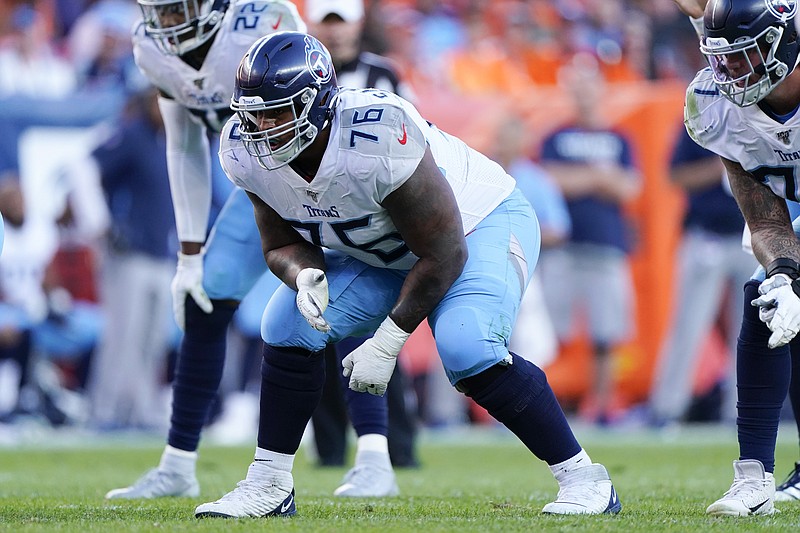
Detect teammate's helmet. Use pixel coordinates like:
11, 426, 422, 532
231, 32, 339, 170
700, 0, 800, 106
137, 0, 229, 55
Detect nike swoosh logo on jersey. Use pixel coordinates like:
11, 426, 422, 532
749, 499, 769, 513
272, 14, 282, 29
280, 493, 294, 513
398, 123, 407, 145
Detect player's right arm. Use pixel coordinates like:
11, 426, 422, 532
158, 95, 212, 252
246, 189, 330, 332
723, 157, 799, 265
158, 95, 215, 327
245, 190, 325, 286
725, 156, 800, 347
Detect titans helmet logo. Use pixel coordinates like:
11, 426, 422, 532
305, 36, 333, 84
766, 0, 798, 20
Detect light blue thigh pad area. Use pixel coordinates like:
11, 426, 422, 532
429, 189, 541, 385
261, 188, 539, 377
203, 187, 270, 301
261, 250, 407, 352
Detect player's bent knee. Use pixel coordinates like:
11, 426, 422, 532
433, 306, 510, 380
261, 285, 305, 343
261, 344, 325, 391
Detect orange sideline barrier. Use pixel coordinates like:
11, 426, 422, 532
405, 81, 704, 410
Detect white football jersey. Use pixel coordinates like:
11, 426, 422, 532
132, 0, 305, 132
686, 68, 800, 202
219, 88, 516, 270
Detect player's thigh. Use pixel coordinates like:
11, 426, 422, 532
578, 245, 634, 345
203, 188, 267, 301
261, 250, 405, 351
430, 190, 540, 384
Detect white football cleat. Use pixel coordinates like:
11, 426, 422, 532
775, 461, 800, 502
194, 461, 295, 518
333, 451, 399, 497
542, 463, 621, 515
105, 468, 199, 499
706, 459, 776, 516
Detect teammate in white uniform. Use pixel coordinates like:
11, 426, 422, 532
683, 0, 800, 517
193, 31, 621, 519
106, 0, 397, 500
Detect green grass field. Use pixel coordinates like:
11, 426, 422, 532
2, 423, 800, 532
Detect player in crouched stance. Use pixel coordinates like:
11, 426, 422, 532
193, 31, 621, 518
685, 0, 800, 517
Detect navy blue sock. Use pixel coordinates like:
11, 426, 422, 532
459, 353, 581, 465
789, 336, 800, 454
337, 336, 389, 437
258, 344, 326, 454
737, 280, 791, 473
167, 298, 237, 452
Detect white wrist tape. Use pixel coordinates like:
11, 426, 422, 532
372, 316, 411, 359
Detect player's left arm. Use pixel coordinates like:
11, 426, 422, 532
382, 146, 468, 334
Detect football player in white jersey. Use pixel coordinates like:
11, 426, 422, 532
684, 0, 800, 517
677, 0, 800, 506
193, 31, 622, 519
106, 0, 398, 500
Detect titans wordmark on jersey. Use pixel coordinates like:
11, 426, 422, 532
132, 0, 305, 133
219, 89, 516, 270
686, 68, 800, 201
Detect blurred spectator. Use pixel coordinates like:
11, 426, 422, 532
0, 173, 57, 423
643, 0, 706, 81
648, 126, 756, 426
537, 56, 641, 425
66, 0, 141, 91
412, 0, 466, 83
0, 3, 76, 98
87, 88, 176, 431
0, 172, 100, 426
495, 1, 563, 86
443, 11, 529, 95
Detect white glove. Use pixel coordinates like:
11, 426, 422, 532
172, 252, 213, 330
751, 273, 800, 348
342, 317, 410, 396
296, 268, 330, 333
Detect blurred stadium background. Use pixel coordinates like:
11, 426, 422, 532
0, 0, 773, 449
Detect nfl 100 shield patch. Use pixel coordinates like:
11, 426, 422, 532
305, 36, 333, 84
766, 0, 798, 20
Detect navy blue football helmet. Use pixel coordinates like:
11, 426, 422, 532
231, 32, 339, 170
138, 0, 229, 55
701, 0, 800, 106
